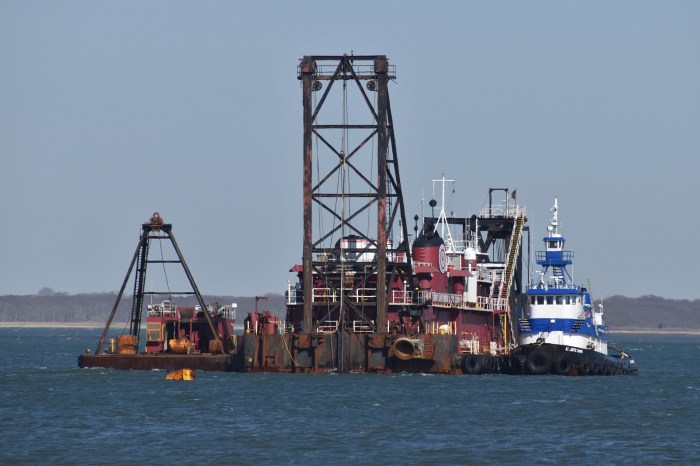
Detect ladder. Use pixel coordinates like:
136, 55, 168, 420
500, 208, 526, 348
128, 234, 150, 336
500, 208, 525, 303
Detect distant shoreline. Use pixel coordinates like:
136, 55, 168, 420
1, 322, 699, 335
611, 329, 700, 335
0, 322, 113, 328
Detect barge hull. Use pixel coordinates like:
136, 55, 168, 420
78, 333, 476, 374
231, 332, 460, 374
78, 353, 233, 371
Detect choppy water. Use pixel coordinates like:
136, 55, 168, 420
1, 328, 698, 465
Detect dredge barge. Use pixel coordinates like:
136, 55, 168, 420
79, 54, 635, 375
233, 55, 526, 373
79, 212, 238, 371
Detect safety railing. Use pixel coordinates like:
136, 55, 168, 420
350, 288, 377, 301
352, 320, 375, 333
431, 292, 466, 309
413, 261, 432, 269
479, 205, 525, 219
459, 334, 480, 354
477, 296, 508, 312
300, 62, 397, 80
317, 321, 339, 334
388, 290, 429, 305
390, 290, 411, 304
443, 239, 469, 254
287, 285, 431, 306
426, 321, 456, 335
312, 288, 337, 302
286, 283, 301, 305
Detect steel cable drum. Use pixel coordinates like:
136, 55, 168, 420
116, 335, 138, 354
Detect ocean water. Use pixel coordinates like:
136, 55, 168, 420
1, 328, 698, 465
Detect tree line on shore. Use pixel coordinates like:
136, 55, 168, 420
0, 290, 286, 324
0, 291, 698, 330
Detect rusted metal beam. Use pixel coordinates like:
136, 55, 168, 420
129, 226, 150, 337
300, 56, 315, 334
297, 54, 411, 341
95, 234, 143, 354
375, 56, 389, 333
312, 124, 385, 129
166, 229, 225, 354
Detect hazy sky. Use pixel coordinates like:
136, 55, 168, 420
1, 1, 698, 300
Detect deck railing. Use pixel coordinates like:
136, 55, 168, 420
286, 283, 430, 306
477, 296, 507, 312
478, 204, 525, 219
317, 320, 338, 333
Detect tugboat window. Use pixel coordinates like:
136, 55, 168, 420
556, 296, 563, 305
546, 296, 554, 305
537, 296, 544, 305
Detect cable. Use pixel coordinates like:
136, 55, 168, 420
280, 332, 300, 368
158, 236, 172, 300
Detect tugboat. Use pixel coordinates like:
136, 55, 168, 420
511, 198, 638, 375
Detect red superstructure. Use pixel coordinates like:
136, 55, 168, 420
144, 300, 237, 355
283, 177, 526, 372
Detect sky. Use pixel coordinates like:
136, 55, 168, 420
1, 1, 698, 300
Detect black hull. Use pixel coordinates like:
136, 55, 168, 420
78, 353, 234, 371
508, 343, 638, 376
77, 337, 638, 376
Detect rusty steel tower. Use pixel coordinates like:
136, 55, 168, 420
298, 54, 413, 335
93, 212, 224, 355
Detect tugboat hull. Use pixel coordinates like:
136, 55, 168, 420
509, 344, 638, 376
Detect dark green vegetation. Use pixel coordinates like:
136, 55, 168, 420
0, 291, 698, 330
600, 295, 700, 331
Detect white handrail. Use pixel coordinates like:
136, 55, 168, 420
317, 320, 338, 333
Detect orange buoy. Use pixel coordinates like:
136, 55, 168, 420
165, 369, 195, 380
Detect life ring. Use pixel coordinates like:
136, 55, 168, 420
526, 349, 551, 375
554, 355, 572, 375
462, 354, 482, 374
